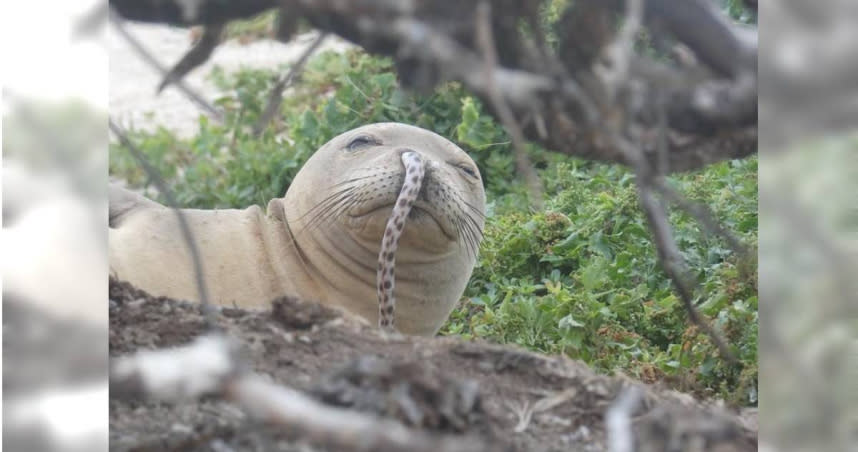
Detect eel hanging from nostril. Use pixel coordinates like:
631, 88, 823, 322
377, 151, 426, 333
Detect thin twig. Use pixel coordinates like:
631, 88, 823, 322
158, 23, 225, 94
594, 30, 738, 360
474, 1, 544, 210
655, 179, 748, 255
108, 119, 218, 328
609, 130, 737, 362
109, 0, 758, 171
109, 8, 224, 122
253, 32, 329, 136
636, 181, 736, 362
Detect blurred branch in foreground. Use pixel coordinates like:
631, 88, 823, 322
110, 334, 495, 452
109, 0, 757, 173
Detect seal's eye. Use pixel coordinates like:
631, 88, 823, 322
346, 135, 377, 151
458, 164, 478, 179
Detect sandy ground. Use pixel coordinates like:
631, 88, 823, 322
109, 22, 352, 137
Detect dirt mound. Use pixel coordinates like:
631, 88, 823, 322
109, 279, 756, 451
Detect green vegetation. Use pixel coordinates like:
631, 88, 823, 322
224, 10, 278, 43
111, 37, 757, 405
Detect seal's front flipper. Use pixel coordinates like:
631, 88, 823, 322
109, 183, 164, 228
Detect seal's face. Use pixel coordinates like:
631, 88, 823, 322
289, 123, 486, 257
282, 123, 486, 335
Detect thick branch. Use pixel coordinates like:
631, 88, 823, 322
109, 0, 274, 25
109, 0, 758, 172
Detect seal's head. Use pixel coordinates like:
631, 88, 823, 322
282, 123, 486, 335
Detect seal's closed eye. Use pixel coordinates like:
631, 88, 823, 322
346, 134, 379, 151
459, 165, 478, 179
449, 161, 479, 180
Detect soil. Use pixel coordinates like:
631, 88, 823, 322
108, 279, 757, 452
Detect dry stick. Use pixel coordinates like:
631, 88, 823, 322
474, 2, 544, 211
110, 334, 493, 452
513, 387, 579, 433
635, 178, 736, 362
612, 132, 737, 361
605, 386, 642, 452
158, 22, 225, 94
109, 119, 218, 328
253, 32, 329, 136
605, 107, 736, 361
109, 0, 757, 168
598, 0, 643, 102
379, 11, 752, 169
589, 0, 736, 361
108, 8, 224, 122
655, 179, 748, 255
650, 95, 747, 255
390, 3, 739, 359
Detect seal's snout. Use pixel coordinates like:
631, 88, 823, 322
395, 149, 439, 183
395, 148, 434, 165
395, 150, 439, 203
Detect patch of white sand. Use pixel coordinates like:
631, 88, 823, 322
109, 23, 353, 137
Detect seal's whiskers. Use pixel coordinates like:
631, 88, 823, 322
377, 151, 425, 333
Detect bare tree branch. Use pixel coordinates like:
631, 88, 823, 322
636, 177, 737, 362
603, 113, 738, 361
109, 0, 758, 173
596, 0, 643, 102
655, 179, 748, 255
253, 32, 329, 136
109, 119, 218, 328
109, 8, 224, 122
474, 2, 543, 210
157, 22, 225, 94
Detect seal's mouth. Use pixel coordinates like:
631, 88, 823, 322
348, 202, 456, 241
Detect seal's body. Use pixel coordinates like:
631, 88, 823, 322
109, 123, 486, 336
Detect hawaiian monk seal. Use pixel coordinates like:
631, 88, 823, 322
109, 123, 486, 336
